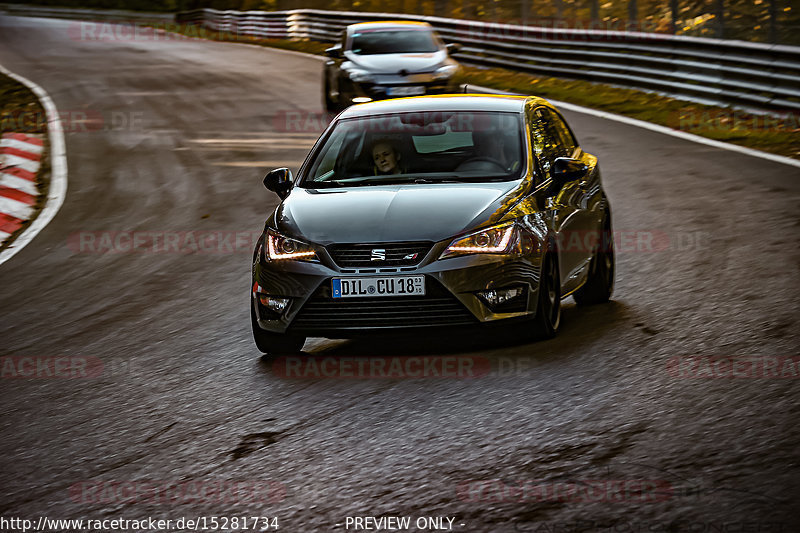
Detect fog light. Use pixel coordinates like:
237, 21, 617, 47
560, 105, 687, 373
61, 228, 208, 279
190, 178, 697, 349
477, 286, 525, 308
352, 97, 372, 103
258, 294, 290, 314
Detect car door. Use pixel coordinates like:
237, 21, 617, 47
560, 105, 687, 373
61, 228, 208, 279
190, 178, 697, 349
551, 107, 608, 276
529, 106, 595, 293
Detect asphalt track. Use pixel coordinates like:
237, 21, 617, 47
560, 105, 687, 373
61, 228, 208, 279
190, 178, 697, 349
1, 14, 799, 532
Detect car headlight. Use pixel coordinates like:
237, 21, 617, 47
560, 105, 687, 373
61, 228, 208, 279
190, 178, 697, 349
440, 222, 538, 259
433, 64, 459, 80
347, 69, 374, 83
266, 229, 317, 262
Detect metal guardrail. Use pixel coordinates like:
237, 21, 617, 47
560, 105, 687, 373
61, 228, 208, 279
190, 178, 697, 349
176, 7, 800, 113
0, 3, 173, 23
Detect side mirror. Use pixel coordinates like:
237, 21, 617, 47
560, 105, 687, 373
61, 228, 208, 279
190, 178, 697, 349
325, 44, 342, 58
551, 157, 588, 186
264, 167, 293, 199
446, 42, 462, 54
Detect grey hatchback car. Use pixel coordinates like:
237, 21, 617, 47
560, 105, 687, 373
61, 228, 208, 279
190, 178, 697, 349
252, 95, 614, 354
323, 21, 461, 112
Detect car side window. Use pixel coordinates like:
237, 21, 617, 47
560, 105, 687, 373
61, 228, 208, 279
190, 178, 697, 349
544, 109, 578, 157
312, 132, 347, 179
539, 108, 573, 159
528, 108, 561, 180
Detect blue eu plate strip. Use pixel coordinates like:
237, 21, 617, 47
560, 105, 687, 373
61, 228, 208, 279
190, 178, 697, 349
332, 278, 342, 298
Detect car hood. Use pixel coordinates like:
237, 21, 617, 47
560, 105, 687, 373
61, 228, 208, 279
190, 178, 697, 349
344, 50, 447, 74
275, 181, 525, 244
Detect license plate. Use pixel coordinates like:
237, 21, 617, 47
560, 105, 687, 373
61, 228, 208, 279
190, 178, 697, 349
332, 276, 425, 298
388, 86, 425, 96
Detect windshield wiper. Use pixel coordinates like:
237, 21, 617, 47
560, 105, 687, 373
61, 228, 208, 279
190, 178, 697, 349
306, 173, 515, 188
413, 177, 464, 184
308, 180, 348, 188
412, 174, 512, 183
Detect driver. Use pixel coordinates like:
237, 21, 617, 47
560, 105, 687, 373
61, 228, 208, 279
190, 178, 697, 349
372, 140, 403, 175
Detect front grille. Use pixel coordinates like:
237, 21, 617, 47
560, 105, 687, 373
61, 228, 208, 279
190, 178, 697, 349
289, 277, 477, 332
327, 242, 433, 268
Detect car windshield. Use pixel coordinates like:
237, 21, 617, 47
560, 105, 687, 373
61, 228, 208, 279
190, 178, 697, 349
349, 29, 440, 55
301, 111, 525, 187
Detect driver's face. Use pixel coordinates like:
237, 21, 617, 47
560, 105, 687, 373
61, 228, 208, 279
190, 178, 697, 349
372, 143, 399, 174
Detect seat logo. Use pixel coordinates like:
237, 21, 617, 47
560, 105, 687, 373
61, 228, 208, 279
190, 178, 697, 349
371, 248, 386, 261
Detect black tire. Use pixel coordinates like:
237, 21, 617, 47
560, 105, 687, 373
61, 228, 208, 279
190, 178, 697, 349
573, 217, 615, 306
531, 253, 561, 339
250, 300, 305, 355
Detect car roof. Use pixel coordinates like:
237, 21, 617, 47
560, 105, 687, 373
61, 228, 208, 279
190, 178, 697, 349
338, 94, 551, 118
347, 21, 434, 33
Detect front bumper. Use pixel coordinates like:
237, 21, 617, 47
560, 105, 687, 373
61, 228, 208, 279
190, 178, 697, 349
345, 79, 459, 103
252, 239, 545, 338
